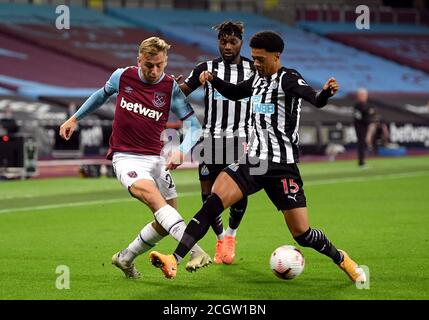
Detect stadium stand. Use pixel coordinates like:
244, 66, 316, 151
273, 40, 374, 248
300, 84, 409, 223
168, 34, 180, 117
0, 33, 109, 92
106, 7, 429, 96
0, 23, 214, 80
294, 3, 427, 25
0, 2, 427, 171
0, 4, 214, 98
0, 3, 132, 26
297, 22, 429, 74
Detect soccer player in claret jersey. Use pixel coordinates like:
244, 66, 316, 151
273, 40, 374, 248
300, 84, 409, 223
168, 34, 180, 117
150, 31, 367, 283
59, 37, 211, 278
179, 21, 254, 265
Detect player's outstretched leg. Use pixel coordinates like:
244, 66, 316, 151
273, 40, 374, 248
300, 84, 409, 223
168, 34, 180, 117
153, 204, 212, 272
294, 228, 366, 283
202, 192, 225, 265
202, 186, 225, 265
150, 193, 225, 278
284, 207, 366, 283
222, 196, 247, 264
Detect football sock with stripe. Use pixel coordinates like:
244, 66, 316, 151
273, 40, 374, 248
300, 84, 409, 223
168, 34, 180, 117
294, 228, 343, 264
174, 193, 224, 262
122, 222, 165, 263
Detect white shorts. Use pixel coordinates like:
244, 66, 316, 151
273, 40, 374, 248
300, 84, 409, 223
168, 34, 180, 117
112, 152, 177, 200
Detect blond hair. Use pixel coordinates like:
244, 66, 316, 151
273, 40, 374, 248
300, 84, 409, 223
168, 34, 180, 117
138, 37, 171, 56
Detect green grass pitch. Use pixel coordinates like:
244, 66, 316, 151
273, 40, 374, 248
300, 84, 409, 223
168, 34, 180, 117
1, 156, 428, 300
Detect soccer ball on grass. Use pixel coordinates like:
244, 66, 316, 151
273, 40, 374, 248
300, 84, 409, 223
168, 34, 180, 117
270, 245, 305, 280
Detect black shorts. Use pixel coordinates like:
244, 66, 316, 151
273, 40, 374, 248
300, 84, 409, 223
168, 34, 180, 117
194, 136, 248, 181
199, 163, 229, 181
223, 158, 307, 210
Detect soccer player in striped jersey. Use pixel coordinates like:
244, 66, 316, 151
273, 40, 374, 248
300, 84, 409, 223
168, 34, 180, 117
150, 31, 366, 283
59, 37, 211, 279
179, 21, 254, 265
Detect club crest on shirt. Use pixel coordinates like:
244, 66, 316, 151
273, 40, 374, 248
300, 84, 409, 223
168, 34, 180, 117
124, 86, 133, 94
127, 171, 138, 178
152, 92, 167, 108
200, 165, 210, 176
270, 80, 278, 90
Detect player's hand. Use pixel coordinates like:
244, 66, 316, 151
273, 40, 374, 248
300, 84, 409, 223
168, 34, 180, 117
165, 150, 185, 170
171, 74, 183, 83
199, 71, 213, 85
323, 77, 339, 96
59, 116, 78, 140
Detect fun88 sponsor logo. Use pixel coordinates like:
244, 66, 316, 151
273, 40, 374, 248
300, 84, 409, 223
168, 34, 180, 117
252, 95, 275, 114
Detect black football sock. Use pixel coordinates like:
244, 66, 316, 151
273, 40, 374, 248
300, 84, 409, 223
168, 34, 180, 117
229, 196, 247, 229
174, 193, 224, 261
202, 192, 224, 237
294, 228, 343, 264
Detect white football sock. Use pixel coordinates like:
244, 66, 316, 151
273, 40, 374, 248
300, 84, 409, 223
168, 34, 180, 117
121, 222, 164, 263
225, 227, 237, 237
154, 204, 205, 256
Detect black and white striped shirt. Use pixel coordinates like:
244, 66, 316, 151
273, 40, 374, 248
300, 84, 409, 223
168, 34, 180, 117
185, 57, 254, 140
210, 67, 331, 164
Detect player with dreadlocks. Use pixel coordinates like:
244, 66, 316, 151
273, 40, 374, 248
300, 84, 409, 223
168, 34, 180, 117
178, 21, 255, 266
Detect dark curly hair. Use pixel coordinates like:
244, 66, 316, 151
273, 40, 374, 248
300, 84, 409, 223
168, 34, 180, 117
213, 21, 244, 40
250, 31, 284, 53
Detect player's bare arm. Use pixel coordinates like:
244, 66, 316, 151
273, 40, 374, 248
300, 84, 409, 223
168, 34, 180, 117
59, 116, 78, 140
58, 79, 114, 142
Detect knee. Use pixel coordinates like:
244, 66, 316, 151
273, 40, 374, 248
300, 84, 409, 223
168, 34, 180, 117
130, 184, 159, 208
198, 193, 224, 220
129, 183, 148, 200
212, 188, 242, 209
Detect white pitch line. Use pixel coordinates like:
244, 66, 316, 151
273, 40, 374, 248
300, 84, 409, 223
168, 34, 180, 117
305, 170, 429, 186
0, 198, 133, 214
0, 191, 199, 215
0, 171, 428, 215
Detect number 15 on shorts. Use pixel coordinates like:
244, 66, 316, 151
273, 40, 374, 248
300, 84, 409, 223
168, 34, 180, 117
281, 178, 299, 194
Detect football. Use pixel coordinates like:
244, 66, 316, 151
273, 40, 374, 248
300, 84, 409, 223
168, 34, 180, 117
270, 245, 305, 280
